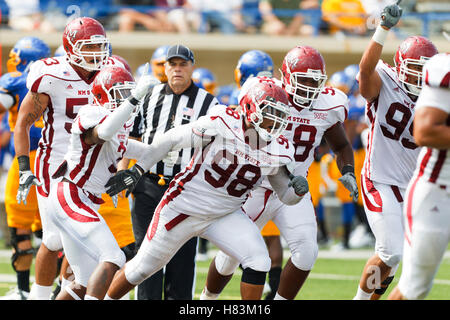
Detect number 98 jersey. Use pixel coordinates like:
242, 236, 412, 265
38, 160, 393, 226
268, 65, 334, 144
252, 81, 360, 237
164, 105, 295, 218
26, 55, 125, 196
363, 60, 421, 188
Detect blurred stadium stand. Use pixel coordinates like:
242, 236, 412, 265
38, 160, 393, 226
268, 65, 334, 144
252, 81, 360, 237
0, 0, 449, 83
0, 0, 448, 37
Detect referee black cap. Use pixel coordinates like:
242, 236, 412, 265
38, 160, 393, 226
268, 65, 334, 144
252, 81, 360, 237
166, 44, 195, 64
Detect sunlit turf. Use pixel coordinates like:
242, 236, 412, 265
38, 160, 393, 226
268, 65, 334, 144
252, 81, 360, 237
0, 250, 449, 300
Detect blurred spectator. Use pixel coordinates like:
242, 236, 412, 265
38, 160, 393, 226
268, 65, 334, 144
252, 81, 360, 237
242, 0, 263, 33
259, 0, 320, 36
321, 0, 369, 36
159, 0, 195, 33
5, 0, 56, 32
117, 0, 181, 32
361, 0, 398, 18
185, 0, 245, 34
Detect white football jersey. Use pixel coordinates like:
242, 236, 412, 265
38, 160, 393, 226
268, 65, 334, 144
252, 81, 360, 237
163, 105, 295, 217
414, 53, 450, 186
59, 104, 134, 197
363, 60, 421, 188
26, 55, 125, 196
258, 79, 348, 189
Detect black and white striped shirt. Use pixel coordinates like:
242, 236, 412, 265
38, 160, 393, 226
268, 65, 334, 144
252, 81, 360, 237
130, 81, 219, 177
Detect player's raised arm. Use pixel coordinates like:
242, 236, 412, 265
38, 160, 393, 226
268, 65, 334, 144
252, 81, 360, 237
359, 0, 403, 102
87, 63, 158, 144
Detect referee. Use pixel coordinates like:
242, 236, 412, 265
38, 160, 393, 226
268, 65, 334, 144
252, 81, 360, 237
129, 44, 219, 300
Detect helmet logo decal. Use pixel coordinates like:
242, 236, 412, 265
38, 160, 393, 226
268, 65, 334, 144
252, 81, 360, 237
287, 54, 299, 70
68, 29, 78, 41
399, 40, 412, 57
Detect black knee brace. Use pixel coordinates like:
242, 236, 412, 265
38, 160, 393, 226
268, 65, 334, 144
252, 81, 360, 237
33, 229, 43, 239
241, 268, 267, 286
10, 228, 34, 272
121, 242, 136, 262
374, 276, 394, 295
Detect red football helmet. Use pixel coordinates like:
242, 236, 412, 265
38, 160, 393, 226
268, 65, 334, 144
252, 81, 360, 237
92, 66, 135, 110
112, 54, 132, 74
394, 36, 438, 97
63, 17, 110, 71
239, 76, 290, 141
280, 46, 327, 109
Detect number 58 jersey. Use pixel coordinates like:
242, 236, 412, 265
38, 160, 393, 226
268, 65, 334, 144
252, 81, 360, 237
163, 105, 295, 218
363, 61, 421, 188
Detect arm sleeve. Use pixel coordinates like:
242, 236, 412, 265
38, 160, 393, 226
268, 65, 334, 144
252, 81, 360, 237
123, 138, 148, 160
97, 98, 138, 141
129, 106, 143, 139
135, 120, 215, 172
71, 105, 104, 135
267, 167, 302, 206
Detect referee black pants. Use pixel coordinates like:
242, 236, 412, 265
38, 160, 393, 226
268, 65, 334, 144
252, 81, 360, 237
131, 173, 198, 300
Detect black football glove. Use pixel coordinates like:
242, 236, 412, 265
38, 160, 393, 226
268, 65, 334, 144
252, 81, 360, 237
105, 165, 143, 197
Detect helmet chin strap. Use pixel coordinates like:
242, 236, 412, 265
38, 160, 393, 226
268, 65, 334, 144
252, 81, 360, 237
404, 83, 421, 97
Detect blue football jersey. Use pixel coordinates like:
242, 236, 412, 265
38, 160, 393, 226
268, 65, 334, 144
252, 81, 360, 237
0, 71, 42, 152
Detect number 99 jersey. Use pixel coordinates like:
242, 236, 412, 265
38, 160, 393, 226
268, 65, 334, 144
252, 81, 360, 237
363, 60, 421, 188
26, 55, 125, 196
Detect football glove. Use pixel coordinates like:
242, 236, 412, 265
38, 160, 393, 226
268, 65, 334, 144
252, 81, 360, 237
17, 170, 42, 205
288, 173, 309, 197
105, 165, 143, 198
338, 172, 359, 202
131, 63, 160, 100
380, 0, 403, 29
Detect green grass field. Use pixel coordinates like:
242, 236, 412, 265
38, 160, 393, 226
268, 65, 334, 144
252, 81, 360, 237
0, 247, 449, 300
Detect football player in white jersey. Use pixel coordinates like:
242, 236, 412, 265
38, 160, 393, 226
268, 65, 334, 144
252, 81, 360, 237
46, 65, 156, 300
388, 53, 450, 300
13, 17, 127, 300
103, 77, 310, 300
353, 1, 438, 300
200, 45, 358, 300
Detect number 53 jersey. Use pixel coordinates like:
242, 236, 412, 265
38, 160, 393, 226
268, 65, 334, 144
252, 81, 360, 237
363, 61, 420, 188
26, 55, 124, 196
163, 105, 295, 218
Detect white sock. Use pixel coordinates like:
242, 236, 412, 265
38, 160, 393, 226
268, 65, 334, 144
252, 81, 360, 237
274, 292, 288, 300
84, 294, 99, 300
104, 294, 115, 300
199, 287, 219, 300
28, 283, 53, 300
353, 287, 373, 300
120, 291, 130, 300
